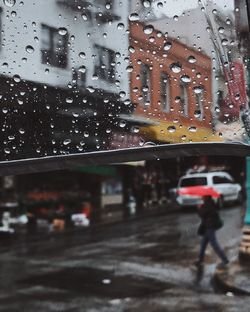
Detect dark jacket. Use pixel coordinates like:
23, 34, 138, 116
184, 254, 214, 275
197, 199, 222, 230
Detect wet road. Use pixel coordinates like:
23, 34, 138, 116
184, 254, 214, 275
0, 206, 248, 312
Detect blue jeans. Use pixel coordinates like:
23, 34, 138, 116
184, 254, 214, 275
198, 228, 228, 263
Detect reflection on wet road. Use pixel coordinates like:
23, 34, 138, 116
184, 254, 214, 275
0, 206, 248, 311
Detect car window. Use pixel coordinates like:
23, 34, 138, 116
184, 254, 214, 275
213, 176, 232, 184
0, 0, 248, 176
180, 177, 207, 187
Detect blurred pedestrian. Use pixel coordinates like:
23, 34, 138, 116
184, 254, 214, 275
195, 195, 229, 269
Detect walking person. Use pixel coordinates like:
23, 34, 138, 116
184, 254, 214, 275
195, 195, 229, 269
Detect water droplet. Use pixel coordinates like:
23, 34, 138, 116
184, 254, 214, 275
17, 98, 23, 105
106, 128, 111, 134
3, 0, 16, 8
194, 110, 201, 118
4, 148, 10, 154
78, 66, 86, 73
117, 23, 124, 30
188, 126, 197, 133
132, 126, 140, 133
79, 52, 86, 59
221, 39, 228, 46
163, 42, 172, 51
170, 62, 182, 73
81, 13, 88, 20
175, 96, 181, 103
84, 131, 89, 138
157, 2, 163, 8
188, 55, 196, 63
13, 74, 21, 83
193, 86, 203, 94
142, 0, 151, 8
11, 10, 16, 17
58, 27, 67, 36
8, 135, 15, 141
143, 25, 154, 35
218, 27, 224, 34
63, 139, 71, 145
26, 45, 34, 54
129, 46, 135, 53
87, 86, 95, 93
66, 97, 73, 104
167, 126, 176, 133
129, 13, 139, 21
180, 75, 191, 83
173, 15, 179, 21
19, 128, 25, 134
119, 120, 126, 128
126, 65, 133, 72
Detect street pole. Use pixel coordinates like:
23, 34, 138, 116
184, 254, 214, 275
239, 157, 250, 259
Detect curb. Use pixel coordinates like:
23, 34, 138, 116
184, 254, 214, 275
213, 265, 250, 296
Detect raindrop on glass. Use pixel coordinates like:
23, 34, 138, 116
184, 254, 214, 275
143, 25, 154, 35
13, 74, 21, 83
78, 66, 86, 73
163, 42, 172, 51
119, 120, 126, 128
79, 52, 86, 59
193, 86, 203, 94
58, 27, 68, 36
180, 75, 191, 83
157, 2, 163, 8
188, 55, 196, 63
167, 126, 176, 133
3, 0, 16, 8
63, 139, 71, 146
170, 62, 182, 73
129, 13, 139, 21
117, 23, 125, 30
26, 45, 34, 54
194, 110, 201, 118
188, 126, 197, 133
142, 0, 151, 8
66, 97, 73, 104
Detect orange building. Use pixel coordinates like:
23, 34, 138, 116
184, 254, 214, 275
129, 21, 219, 143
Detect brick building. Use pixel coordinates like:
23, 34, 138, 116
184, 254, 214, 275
129, 21, 218, 144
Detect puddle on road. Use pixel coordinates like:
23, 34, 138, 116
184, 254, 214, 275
20, 267, 171, 298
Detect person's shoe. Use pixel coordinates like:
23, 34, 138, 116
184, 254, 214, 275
217, 261, 229, 270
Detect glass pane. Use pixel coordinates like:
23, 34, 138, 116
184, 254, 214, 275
0, 0, 249, 170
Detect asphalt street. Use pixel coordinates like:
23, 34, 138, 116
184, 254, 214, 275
0, 205, 248, 312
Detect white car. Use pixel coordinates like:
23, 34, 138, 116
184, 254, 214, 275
176, 171, 242, 208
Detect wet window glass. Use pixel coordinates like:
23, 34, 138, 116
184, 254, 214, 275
0, 0, 249, 169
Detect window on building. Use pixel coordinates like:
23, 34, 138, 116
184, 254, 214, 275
94, 45, 116, 82
180, 83, 189, 116
41, 24, 68, 69
141, 63, 151, 106
72, 67, 86, 88
160, 73, 170, 112
195, 91, 204, 120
